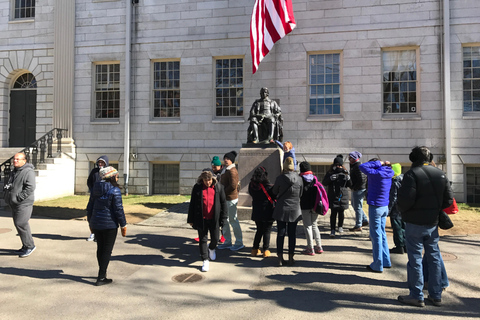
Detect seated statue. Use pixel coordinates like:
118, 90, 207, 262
247, 87, 283, 144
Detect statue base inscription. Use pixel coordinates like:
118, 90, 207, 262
237, 144, 283, 220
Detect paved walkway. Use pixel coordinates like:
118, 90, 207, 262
0, 204, 479, 319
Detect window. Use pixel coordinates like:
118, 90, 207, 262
466, 167, 480, 204
13, 73, 37, 89
152, 164, 179, 194
311, 164, 330, 182
463, 46, 480, 113
13, 0, 35, 19
309, 53, 341, 115
94, 63, 120, 119
215, 58, 243, 117
153, 61, 180, 118
382, 49, 418, 114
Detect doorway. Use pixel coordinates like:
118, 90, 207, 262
9, 73, 37, 147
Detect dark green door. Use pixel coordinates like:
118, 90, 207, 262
9, 90, 37, 147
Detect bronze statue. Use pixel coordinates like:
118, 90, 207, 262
247, 87, 283, 144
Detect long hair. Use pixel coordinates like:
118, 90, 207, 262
105, 175, 120, 188
251, 166, 270, 185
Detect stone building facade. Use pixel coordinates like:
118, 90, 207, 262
0, 0, 479, 203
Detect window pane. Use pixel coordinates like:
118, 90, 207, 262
309, 53, 341, 115
153, 61, 181, 118
463, 46, 480, 113
94, 64, 120, 119
214, 58, 244, 117
152, 164, 180, 194
382, 50, 417, 114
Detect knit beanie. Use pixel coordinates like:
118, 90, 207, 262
99, 166, 118, 180
333, 154, 344, 166
211, 156, 221, 166
284, 157, 294, 172
224, 150, 237, 162
391, 163, 402, 177
299, 161, 311, 173
349, 151, 362, 161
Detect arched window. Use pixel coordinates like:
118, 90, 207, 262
13, 73, 37, 89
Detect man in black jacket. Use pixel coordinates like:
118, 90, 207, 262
397, 146, 453, 308
348, 151, 368, 231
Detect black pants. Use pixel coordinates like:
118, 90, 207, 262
253, 220, 273, 251
330, 208, 345, 230
390, 214, 406, 248
93, 228, 118, 279
197, 219, 219, 261
276, 220, 298, 256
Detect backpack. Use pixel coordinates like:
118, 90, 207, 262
312, 176, 329, 216
332, 173, 348, 205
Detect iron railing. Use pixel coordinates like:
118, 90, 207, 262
0, 128, 68, 182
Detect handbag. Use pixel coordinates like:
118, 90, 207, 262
438, 210, 454, 230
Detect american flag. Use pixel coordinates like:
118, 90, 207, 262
250, 0, 296, 74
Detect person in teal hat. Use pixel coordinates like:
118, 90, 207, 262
388, 163, 406, 254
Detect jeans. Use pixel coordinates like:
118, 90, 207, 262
390, 214, 406, 248
405, 223, 442, 300
197, 219, 219, 260
423, 252, 449, 289
276, 220, 298, 256
301, 209, 321, 248
253, 221, 273, 251
222, 199, 243, 246
93, 228, 118, 279
368, 205, 391, 272
352, 189, 368, 228
330, 208, 344, 231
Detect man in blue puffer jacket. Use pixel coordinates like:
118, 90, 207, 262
360, 159, 394, 273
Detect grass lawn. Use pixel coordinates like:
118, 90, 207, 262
33, 194, 191, 224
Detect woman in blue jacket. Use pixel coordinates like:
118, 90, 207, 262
359, 159, 394, 273
87, 166, 127, 286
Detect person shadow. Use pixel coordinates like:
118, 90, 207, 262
0, 266, 93, 285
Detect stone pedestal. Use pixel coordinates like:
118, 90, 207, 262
237, 143, 283, 219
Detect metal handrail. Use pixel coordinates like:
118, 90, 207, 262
0, 128, 68, 182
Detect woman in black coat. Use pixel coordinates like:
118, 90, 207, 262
188, 170, 228, 272
272, 157, 303, 266
248, 166, 275, 258
322, 155, 352, 238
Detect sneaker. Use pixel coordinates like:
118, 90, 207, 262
19, 246, 36, 258
366, 265, 383, 273
338, 227, 344, 233
230, 244, 245, 251
201, 259, 209, 272
427, 295, 442, 307
251, 249, 261, 257
362, 221, 369, 227
330, 231, 335, 238
398, 295, 425, 307
14, 247, 26, 254
314, 245, 324, 254
208, 248, 216, 261
217, 243, 232, 250
349, 227, 362, 232
301, 248, 315, 256
218, 235, 226, 244
263, 250, 271, 257
390, 246, 405, 254
87, 233, 95, 241
95, 278, 113, 286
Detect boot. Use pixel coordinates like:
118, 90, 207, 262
288, 253, 295, 266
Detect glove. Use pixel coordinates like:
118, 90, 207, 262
330, 174, 338, 181
121, 226, 127, 237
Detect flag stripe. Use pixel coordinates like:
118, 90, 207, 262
250, 0, 296, 74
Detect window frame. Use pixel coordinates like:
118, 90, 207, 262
213, 56, 244, 121
92, 62, 121, 123
381, 47, 421, 119
10, 0, 35, 21
307, 51, 343, 121
150, 59, 181, 122
462, 44, 480, 116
